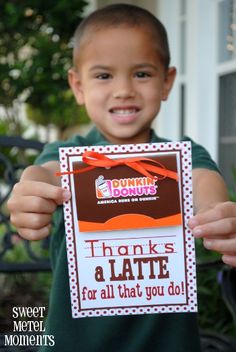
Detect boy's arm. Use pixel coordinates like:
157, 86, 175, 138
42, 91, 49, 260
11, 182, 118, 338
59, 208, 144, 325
7, 161, 70, 241
189, 168, 236, 266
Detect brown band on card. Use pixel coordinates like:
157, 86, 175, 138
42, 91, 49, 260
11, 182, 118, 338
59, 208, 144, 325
71, 153, 181, 232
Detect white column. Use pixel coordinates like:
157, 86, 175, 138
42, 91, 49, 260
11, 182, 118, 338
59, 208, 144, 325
185, 0, 218, 160
155, 0, 180, 141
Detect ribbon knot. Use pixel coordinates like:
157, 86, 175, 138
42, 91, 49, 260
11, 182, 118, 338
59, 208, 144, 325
57, 150, 178, 181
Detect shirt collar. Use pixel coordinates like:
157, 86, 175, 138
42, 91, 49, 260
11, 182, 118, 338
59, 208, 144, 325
85, 126, 164, 146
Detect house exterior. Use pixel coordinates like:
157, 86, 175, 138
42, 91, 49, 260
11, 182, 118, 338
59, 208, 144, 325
87, 0, 236, 189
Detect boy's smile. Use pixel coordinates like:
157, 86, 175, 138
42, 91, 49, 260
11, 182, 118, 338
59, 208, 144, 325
69, 26, 176, 144
109, 106, 140, 124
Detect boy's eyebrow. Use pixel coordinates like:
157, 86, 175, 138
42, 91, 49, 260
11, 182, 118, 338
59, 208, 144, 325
133, 63, 159, 71
89, 65, 112, 72
89, 63, 159, 72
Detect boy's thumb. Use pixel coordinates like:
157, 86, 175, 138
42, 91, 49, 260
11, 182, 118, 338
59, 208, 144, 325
56, 189, 71, 205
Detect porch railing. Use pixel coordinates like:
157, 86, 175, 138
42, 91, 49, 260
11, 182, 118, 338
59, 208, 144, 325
0, 135, 50, 273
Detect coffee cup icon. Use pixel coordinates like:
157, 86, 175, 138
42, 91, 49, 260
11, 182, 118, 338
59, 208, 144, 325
96, 175, 111, 198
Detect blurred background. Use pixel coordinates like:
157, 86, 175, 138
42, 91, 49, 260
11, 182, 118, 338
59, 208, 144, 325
1, 0, 236, 187
0, 0, 236, 350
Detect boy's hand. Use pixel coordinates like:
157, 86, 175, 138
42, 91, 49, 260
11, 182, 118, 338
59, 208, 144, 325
188, 201, 236, 267
7, 180, 71, 241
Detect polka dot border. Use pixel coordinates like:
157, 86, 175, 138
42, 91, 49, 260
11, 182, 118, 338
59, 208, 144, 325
59, 141, 197, 318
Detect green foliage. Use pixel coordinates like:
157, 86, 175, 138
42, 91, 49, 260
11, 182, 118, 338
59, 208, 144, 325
197, 167, 236, 337
2, 236, 49, 264
0, 271, 52, 331
0, 123, 41, 180
196, 239, 236, 337
26, 91, 89, 137
229, 167, 236, 202
0, 0, 89, 136
0, 119, 8, 134
0, 236, 52, 331
0, 192, 52, 325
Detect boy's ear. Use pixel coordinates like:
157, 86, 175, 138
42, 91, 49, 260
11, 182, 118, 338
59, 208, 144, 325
68, 68, 85, 105
162, 67, 177, 101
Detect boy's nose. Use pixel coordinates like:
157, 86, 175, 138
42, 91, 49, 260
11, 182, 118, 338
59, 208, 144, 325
112, 79, 135, 99
113, 90, 135, 99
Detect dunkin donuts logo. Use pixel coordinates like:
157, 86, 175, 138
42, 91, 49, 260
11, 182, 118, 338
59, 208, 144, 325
95, 175, 158, 199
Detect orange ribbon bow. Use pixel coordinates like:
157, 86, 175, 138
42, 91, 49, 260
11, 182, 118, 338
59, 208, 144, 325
56, 150, 178, 181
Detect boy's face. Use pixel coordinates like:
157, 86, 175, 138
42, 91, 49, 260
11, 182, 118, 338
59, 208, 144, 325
69, 26, 176, 144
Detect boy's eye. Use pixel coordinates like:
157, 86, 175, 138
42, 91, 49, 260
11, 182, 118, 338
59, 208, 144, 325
96, 73, 111, 80
135, 71, 151, 78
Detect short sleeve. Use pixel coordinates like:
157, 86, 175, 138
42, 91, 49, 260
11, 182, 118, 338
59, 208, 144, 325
183, 137, 220, 172
34, 135, 86, 165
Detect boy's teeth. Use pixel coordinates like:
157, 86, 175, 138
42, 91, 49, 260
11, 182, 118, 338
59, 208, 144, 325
112, 109, 136, 114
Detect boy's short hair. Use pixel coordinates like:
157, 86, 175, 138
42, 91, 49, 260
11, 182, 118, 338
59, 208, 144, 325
73, 3, 170, 69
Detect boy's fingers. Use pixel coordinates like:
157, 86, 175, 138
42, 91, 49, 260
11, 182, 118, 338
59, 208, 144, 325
191, 218, 236, 238
10, 213, 52, 230
12, 181, 71, 204
222, 254, 236, 267
189, 201, 236, 228
18, 225, 51, 241
8, 196, 57, 214
59, 189, 71, 204
203, 237, 236, 254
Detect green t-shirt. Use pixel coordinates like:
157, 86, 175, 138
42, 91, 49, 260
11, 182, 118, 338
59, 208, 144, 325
36, 128, 218, 352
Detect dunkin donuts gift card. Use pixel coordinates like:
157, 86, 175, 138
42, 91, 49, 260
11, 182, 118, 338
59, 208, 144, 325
58, 142, 197, 318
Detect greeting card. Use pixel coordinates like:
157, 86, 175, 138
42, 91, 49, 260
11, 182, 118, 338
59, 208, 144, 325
58, 142, 197, 318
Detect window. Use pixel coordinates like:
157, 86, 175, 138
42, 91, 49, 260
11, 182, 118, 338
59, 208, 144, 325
218, 0, 236, 188
218, 72, 236, 188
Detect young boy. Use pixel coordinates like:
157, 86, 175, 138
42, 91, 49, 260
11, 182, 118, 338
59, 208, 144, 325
7, 4, 236, 351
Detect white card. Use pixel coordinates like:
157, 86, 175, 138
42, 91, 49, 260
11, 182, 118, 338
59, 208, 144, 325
58, 141, 197, 318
